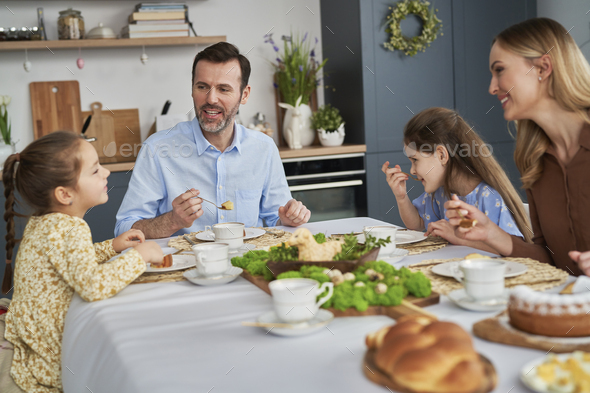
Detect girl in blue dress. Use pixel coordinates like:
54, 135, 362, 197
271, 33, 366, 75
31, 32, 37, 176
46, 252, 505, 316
381, 107, 532, 252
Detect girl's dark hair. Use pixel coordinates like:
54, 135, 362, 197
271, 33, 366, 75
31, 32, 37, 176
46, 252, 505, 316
404, 107, 533, 243
2, 131, 83, 293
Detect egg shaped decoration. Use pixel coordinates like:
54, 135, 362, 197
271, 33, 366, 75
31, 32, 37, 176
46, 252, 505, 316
77, 58, 85, 69
23, 60, 32, 72
140, 53, 149, 65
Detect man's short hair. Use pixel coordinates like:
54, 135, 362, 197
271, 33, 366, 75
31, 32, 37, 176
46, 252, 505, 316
191, 42, 251, 91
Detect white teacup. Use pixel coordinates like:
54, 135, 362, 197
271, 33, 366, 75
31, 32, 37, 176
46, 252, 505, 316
268, 278, 334, 324
363, 225, 397, 257
206, 222, 245, 251
453, 259, 506, 301
192, 243, 230, 277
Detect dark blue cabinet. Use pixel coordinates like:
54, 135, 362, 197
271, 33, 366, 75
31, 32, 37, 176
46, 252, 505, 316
321, 0, 536, 225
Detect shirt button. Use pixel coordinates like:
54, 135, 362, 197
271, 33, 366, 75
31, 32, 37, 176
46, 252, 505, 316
210, 147, 214, 150
220, 215, 224, 219
219, 185, 222, 190
218, 157, 221, 161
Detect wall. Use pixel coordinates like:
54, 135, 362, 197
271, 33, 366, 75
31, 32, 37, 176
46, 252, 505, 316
0, 0, 324, 149
537, 0, 590, 62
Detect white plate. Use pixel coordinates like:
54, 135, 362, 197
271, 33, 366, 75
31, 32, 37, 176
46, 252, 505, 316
256, 309, 334, 337
195, 228, 266, 242
520, 353, 584, 393
379, 248, 409, 264
431, 260, 528, 279
356, 230, 427, 245
447, 288, 509, 312
183, 266, 243, 286
146, 254, 196, 273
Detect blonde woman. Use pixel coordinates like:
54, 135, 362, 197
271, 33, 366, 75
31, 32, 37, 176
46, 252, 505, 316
445, 18, 590, 276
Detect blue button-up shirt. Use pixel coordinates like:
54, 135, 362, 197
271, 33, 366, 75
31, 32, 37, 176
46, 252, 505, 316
114, 118, 291, 237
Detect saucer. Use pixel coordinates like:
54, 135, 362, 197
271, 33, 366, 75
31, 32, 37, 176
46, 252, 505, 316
183, 266, 243, 286
379, 248, 409, 264
256, 309, 334, 337
432, 260, 528, 279
195, 228, 265, 241
447, 288, 509, 312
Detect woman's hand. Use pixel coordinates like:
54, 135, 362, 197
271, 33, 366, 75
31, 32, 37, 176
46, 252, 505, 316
444, 195, 492, 242
381, 161, 409, 201
134, 241, 164, 264
424, 219, 463, 244
569, 251, 590, 276
112, 229, 145, 253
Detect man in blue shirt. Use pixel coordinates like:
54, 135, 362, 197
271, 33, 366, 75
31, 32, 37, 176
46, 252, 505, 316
115, 42, 311, 238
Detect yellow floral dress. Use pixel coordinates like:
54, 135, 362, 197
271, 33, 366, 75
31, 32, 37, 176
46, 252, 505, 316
4, 213, 146, 393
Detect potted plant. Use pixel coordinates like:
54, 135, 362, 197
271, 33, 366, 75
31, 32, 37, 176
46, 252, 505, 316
0, 95, 14, 169
311, 104, 345, 147
265, 32, 327, 147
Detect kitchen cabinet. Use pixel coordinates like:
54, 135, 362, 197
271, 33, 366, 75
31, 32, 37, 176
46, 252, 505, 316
320, 0, 536, 225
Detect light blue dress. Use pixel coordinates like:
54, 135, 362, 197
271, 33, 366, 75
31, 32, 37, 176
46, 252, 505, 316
411, 182, 524, 238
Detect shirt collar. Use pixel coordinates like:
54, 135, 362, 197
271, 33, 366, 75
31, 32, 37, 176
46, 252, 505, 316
193, 118, 243, 155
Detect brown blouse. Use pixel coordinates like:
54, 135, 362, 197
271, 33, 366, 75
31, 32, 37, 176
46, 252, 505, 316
509, 126, 590, 276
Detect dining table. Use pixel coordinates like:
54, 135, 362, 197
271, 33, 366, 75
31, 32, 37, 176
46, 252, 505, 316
61, 217, 571, 393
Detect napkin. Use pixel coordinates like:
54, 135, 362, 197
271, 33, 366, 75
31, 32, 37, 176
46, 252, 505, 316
572, 275, 590, 293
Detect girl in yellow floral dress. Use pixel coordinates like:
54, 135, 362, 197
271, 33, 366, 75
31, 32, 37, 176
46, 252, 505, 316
1, 131, 164, 393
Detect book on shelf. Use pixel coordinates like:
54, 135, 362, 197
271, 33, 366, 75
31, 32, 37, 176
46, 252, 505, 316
123, 23, 188, 32
128, 11, 186, 22
121, 30, 189, 38
133, 19, 186, 24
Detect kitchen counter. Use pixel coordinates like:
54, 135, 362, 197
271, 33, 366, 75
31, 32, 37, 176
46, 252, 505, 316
103, 144, 367, 172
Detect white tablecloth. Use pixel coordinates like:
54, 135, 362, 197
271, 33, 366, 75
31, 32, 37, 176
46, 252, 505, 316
62, 217, 567, 393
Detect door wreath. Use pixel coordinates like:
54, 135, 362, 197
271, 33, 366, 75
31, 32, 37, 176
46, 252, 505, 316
384, 0, 443, 56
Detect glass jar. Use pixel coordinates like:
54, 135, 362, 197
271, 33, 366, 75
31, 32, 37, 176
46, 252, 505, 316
18, 27, 31, 41
0, 28, 6, 42
30, 27, 42, 41
6, 27, 18, 41
57, 8, 84, 40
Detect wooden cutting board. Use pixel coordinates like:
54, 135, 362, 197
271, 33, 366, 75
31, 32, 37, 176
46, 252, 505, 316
240, 271, 440, 319
30, 80, 82, 139
473, 311, 590, 353
82, 103, 141, 164
363, 349, 497, 393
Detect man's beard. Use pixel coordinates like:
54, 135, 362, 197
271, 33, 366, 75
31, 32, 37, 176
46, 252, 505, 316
196, 100, 241, 135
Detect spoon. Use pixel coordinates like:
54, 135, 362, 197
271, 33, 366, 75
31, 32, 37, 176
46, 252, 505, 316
183, 235, 197, 246
387, 167, 419, 181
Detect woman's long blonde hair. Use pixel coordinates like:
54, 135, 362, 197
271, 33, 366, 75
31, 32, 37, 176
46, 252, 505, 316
493, 18, 590, 189
404, 107, 533, 243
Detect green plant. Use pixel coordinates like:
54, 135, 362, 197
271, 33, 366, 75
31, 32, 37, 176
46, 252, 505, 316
265, 32, 327, 106
0, 95, 12, 145
310, 104, 344, 132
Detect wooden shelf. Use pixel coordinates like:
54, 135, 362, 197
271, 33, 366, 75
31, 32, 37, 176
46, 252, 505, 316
0, 36, 226, 51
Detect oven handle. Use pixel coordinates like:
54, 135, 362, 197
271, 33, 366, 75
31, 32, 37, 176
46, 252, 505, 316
289, 179, 363, 192
286, 170, 366, 181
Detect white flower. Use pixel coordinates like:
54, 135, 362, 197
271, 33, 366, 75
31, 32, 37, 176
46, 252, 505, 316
485, 210, 489, 216
3, 96, 11, 105
0, 96, 4, 105
508, 223, 513, 227
426, 214, 430, 220
495, 200, 501, 207
422, 199, 426, 205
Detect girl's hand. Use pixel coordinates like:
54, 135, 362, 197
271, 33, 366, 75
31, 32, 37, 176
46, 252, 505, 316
424, 219, 463, 244
134, 241, 164, 264
381, 161, 409, 200
113, 229, 145, 253
569, 251, 590, 276
444, 195, 492, 242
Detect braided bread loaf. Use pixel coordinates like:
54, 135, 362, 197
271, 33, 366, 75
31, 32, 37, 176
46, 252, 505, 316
366, 315, 485, 393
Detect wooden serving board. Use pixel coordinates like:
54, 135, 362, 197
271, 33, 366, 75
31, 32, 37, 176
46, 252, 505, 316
240, 271, 439, 319
266, 248, 380, 276
473, 311, 590, 353
363, 349, 497, 393
30, 80, 82, 139
81, 104, 141, 163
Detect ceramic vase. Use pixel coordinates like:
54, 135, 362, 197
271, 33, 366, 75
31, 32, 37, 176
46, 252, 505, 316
318, 123, 345, 147
0, 141, 15, 170
283, 103, 315, 147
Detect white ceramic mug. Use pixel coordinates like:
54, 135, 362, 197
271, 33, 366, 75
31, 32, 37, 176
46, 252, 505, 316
363, 225, 397, 257
206, 222, 245, 251
192, 243, 230, 277
453, 259, 506, 300
268, 278, 334, 324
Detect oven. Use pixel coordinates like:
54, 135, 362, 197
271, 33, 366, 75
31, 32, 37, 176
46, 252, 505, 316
282, 153, 367, 222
